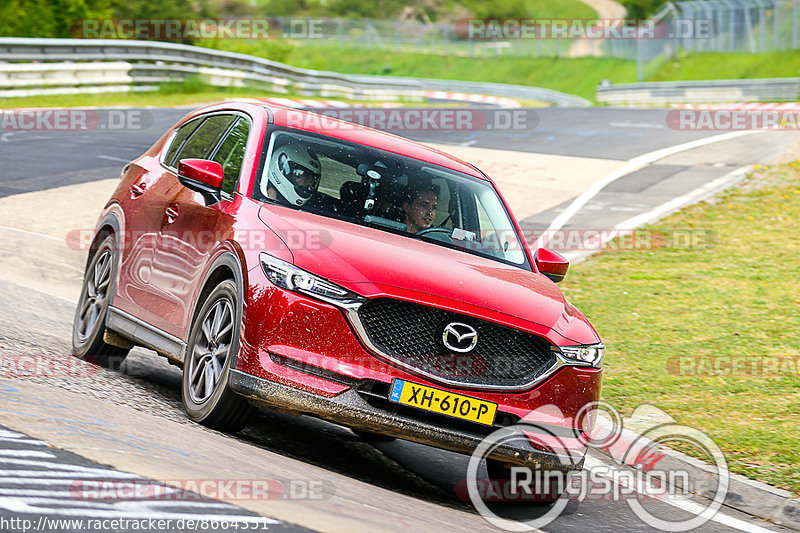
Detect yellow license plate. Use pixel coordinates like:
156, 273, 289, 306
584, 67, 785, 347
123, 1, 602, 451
388, 379, 497, 426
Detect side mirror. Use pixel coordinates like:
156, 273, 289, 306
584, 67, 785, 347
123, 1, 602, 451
178, 158, 224, 205
534, 248, 569, 283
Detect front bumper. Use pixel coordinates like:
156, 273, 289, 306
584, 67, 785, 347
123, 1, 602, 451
229, 369, 584, 472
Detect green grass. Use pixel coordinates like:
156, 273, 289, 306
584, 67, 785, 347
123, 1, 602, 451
521, 0, 598, 20
201, 40, 639, 102
0, 90, 277, 110
251, 0, 597, 21
649, 50, 800, 81
560, 163, 800, 494
199, 40, 800, 103
0, 85, 553, 110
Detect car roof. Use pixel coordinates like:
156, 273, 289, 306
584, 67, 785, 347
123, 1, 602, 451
197, 100, 490, 181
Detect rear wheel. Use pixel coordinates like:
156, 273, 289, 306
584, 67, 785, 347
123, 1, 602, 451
181, 280, 254, 432
72, 233, 129, 370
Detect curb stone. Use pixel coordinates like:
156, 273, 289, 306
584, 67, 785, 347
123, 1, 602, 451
593, 411, 800, 531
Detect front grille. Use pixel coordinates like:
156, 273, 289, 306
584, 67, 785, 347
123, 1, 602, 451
356, 298, 557, 388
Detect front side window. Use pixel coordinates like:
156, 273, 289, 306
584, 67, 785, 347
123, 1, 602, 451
163, 118, 202, 168
211, 117, 250, 196
175, 115, 236, 163
255, 127, 528, 268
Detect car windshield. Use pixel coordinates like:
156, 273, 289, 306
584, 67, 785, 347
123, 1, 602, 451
254, 127, 529, 268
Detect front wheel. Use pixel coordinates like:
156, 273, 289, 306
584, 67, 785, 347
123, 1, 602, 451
181, 280, 254, 432
72, 233, 129, 370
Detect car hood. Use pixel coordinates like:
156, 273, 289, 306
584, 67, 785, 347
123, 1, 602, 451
258, 205, 599, 344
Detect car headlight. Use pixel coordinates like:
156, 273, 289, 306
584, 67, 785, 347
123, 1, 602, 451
260, 253, 365, 309
559, 343, 604, 368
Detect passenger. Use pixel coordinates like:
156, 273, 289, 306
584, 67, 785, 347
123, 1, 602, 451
402, 184, 440, 233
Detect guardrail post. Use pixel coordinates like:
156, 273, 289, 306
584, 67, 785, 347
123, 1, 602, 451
774, 0, 780, 50
754, 0, 767, 51
743, 2, 756, 52
636, 41, 641, 82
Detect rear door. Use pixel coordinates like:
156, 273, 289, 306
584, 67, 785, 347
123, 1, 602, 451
115, 117, 203, 324
150, 113, 249, 337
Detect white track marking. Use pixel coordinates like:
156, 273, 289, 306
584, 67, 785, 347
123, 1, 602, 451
617, 166, 750, 229
564, 165, 750, 264
610, 121, 665, 129
96, 154, 129, 163
669, 498, 780, 533
536, 130, 759, 248
2, 497, 234, 509
0, 438, 47, 445
0, 461, 143, 476
0, 489, 76, 497
0, 224, 63, 242
584, 456, 779, 533
0, 450, 54, 458
0, 478, 136, 485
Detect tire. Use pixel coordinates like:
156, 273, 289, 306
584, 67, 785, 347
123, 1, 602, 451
181, 279, 254, 432
72, 233, 129, 370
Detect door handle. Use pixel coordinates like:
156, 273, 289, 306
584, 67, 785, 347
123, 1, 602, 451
165, 205, 179, 222
130, 183, 146, 198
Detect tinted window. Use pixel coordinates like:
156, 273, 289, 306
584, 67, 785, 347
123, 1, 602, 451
176, 115, 236, 162
211, 118, 250, 196
256, 127, 528, 268
164, 118, 202, 167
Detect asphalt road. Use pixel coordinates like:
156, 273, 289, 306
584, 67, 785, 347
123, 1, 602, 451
0, 104, 797, 533
0, 106, 749, 197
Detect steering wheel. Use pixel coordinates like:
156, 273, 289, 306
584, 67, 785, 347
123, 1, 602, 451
416, 227, 453, 243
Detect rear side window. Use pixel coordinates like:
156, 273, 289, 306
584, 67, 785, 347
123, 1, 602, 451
175, 115, 236, 163
211, 117, 250, 197
163, 118, 202, 167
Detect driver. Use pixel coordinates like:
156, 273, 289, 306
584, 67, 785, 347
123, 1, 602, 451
266, 142, 322, 206
402, 183, 440, 233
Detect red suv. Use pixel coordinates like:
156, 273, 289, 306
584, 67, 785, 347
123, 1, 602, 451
72, 101, 603, 474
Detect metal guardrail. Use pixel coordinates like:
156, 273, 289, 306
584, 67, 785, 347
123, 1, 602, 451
597, 78, 800, 105
0, 38, 591, 107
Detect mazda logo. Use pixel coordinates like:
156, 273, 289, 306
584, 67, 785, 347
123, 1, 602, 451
442, 322, 478, 353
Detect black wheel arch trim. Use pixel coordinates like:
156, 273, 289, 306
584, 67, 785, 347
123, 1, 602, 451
186, 251, 246, 367
87, 212, 123, 309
